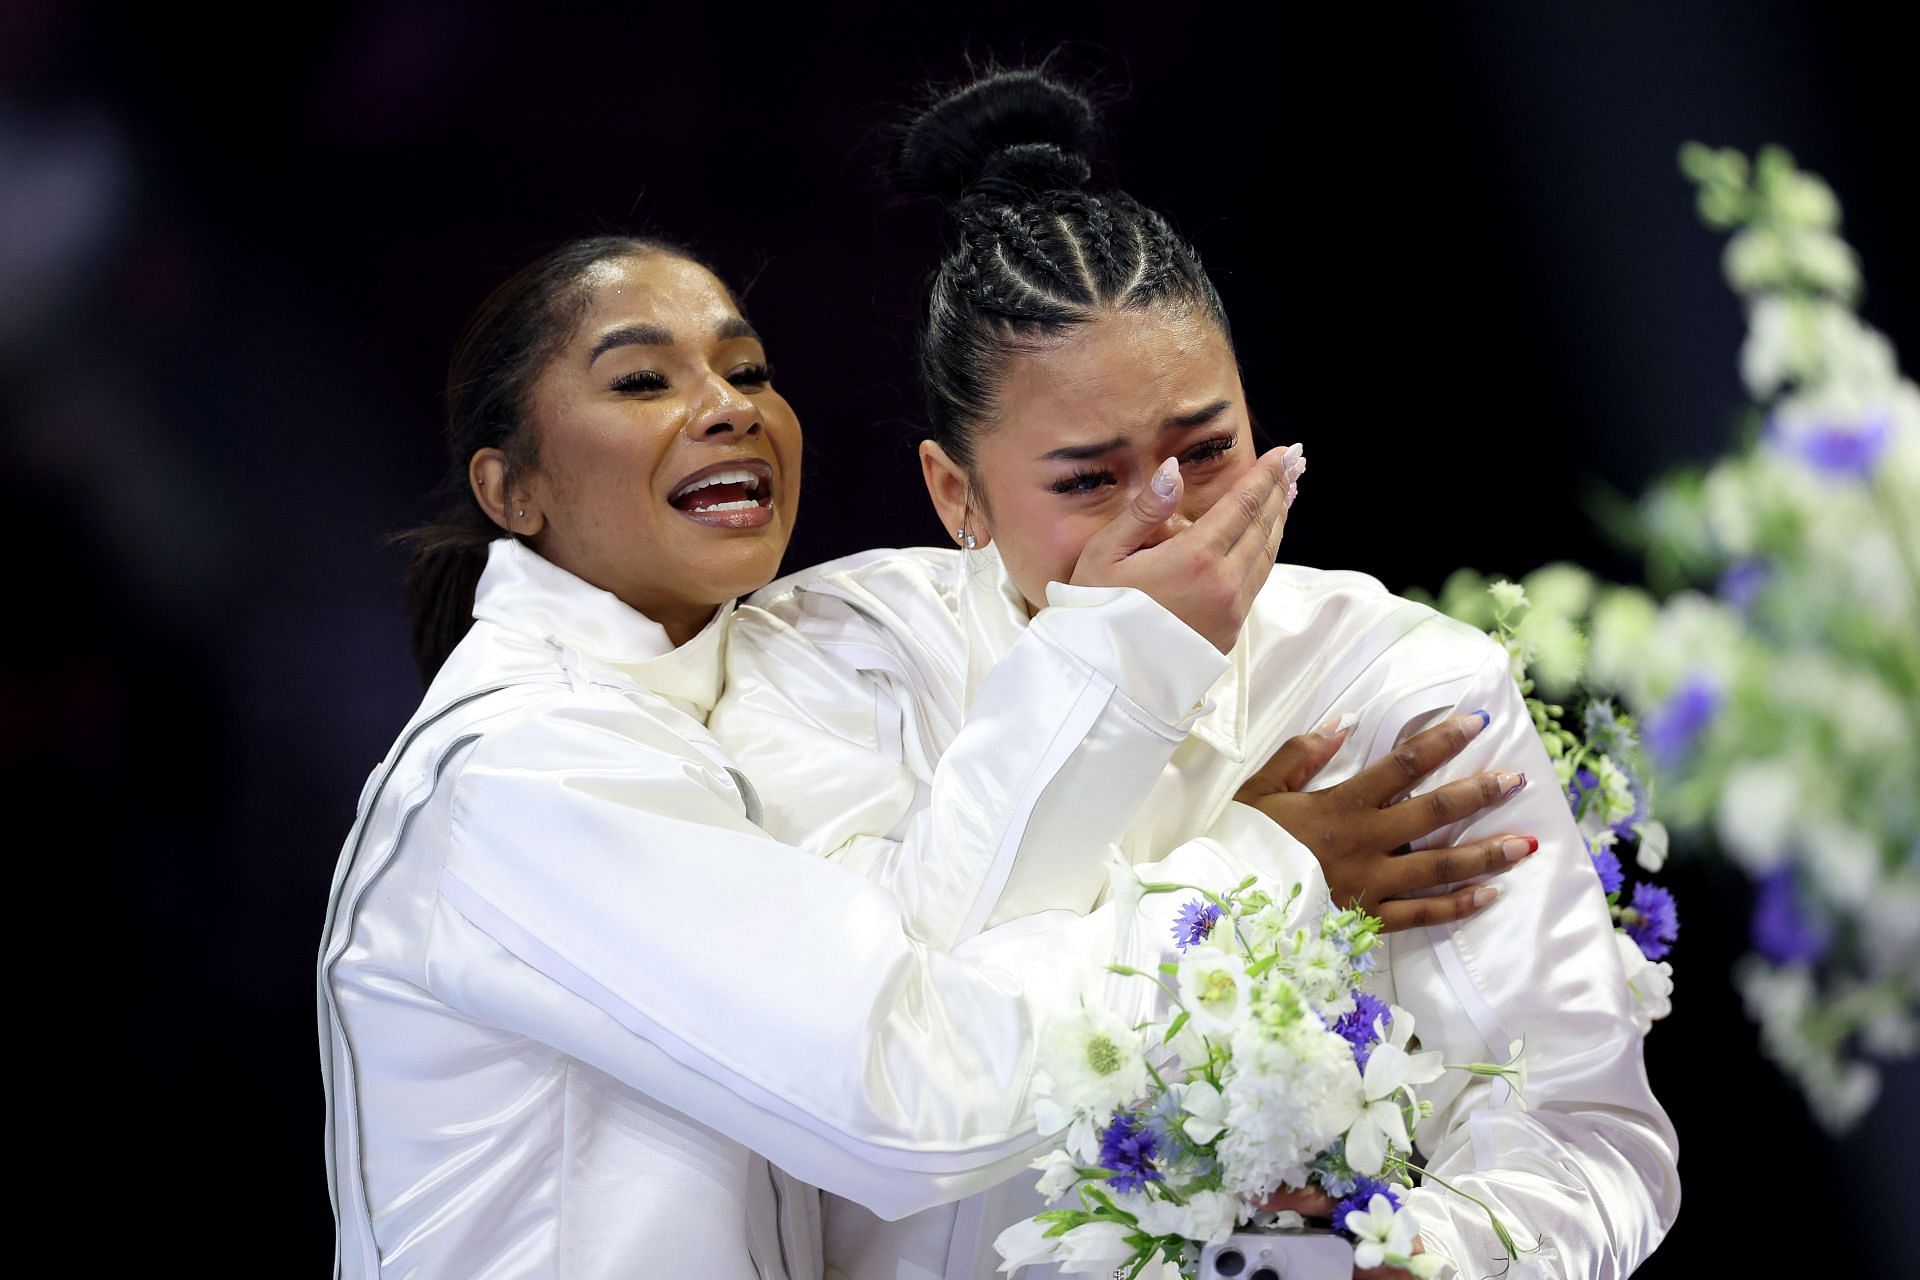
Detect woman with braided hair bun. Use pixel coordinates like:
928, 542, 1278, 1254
710, 68, 1678, 1279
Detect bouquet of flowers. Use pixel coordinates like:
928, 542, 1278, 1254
1424, 570, 1680, 1036
993, 868, 1527, 1279
1575, 145, 1920, 1129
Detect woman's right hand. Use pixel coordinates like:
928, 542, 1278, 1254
1236, 710, 1536, 930
1067, 444, 1301, 652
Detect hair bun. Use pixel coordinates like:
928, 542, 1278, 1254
889, 69, 1098, 208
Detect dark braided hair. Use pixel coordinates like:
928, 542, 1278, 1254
888, 68, 1232, 471
397, 234, 710, 686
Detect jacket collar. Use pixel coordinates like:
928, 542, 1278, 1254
471, 538, 731, 717
956, 545, 1252, 760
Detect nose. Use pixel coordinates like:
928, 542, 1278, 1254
686, 373, 762, 441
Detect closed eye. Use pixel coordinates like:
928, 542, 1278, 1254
730, 362, 774, 389
610, 369, 668, 393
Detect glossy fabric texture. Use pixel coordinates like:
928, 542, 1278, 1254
318, 539, 1257, 1279
714, 547, 1681, 1280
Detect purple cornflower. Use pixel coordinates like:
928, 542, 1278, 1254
1097, 1109, 1164, 1193
1643, 678, 1723, 768
1333, 1176, 1403, 1240
1752, 868, 1831, 966
1624, 883, 1680, 961
1589, 843, 1625, 897
1172, 898, 1223, 951
1332, 993, 1392, 1070
1567, 767, 1600, 816
1719, 560, 1770, 612
1768, 409, 1893, 479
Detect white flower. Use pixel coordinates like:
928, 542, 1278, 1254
1054, 1220, 1134, 1274
1615, 931, 1675, 1034
993, 1216, 1063, 1274
1586, 588, 1659, 693
1181, 1079, 1230, 1145
1343, 1193, 1420, 1271
1345, 1006, 1444, 1175
1716, 759, 1801, 874
1488, 579, 1528, 616
1217, 1009, 1364, 1196
1803, 822, 1879, 909
1029, 1148, 1081, 1202
1033, 1004, 1148, 1158
1129, 1188, 1242, 1245
1283, 935, 1351, 1015
1591, 756, 1638, 827
1177, 948, 1252, 1038
1514, 607, 1586, 695
1632, 820, 1669, 873
1864, 1009, 1919, 1058
1520, 562, 1596, 618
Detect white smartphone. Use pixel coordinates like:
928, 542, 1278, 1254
1198, 1227, 1355, 1280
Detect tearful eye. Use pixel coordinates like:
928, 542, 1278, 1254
1181, 434, 1237, 467
1050, 468, 1118, 495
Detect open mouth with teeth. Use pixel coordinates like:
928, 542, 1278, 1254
667, 460, 776, 527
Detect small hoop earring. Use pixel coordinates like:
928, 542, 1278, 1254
954, 526, 977, 551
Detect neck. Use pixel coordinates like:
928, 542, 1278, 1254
642, 599, 721, 648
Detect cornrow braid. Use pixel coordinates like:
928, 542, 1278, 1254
1126, 209, 1185, 303
889, 67, 1232, 469
990, 206, 1089, 304
1079, 195, 1127, 293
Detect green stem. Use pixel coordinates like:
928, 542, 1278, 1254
1391, 1157, 1523, 1260
1108, 964, 1186, 1013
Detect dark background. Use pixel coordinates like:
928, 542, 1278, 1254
6, 1, 1914, 1272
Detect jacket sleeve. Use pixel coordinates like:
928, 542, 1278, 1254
421, 694, 1228, 1222
715, 581, 1228, 949
1362, 639, 1681, 1280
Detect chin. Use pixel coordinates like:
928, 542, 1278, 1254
695, 532, 792, 603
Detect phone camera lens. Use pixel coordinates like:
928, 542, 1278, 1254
1249, 1269, 1281, 1280
1213, 1248, 1246, 1276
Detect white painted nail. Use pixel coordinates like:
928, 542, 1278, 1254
1151, 455, 1180, 499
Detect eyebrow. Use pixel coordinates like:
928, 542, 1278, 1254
588, 316, 761, 365
1037, 400, 1233, 462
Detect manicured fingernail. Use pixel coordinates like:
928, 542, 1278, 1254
1498, 771, 1527, 799
1284, 476, 1301, 509
1464, 709, 1491, 736
1472, 884, 1501, 909
1502, 836, 1538, 862
1313, 710, 1359, 738
1151, 455, 1180, 499
1281, 441, 1304, 471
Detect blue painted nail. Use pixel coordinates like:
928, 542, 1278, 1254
1470, 709, 1491, 732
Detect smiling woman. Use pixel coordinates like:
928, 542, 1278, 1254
400, 238, 800, 678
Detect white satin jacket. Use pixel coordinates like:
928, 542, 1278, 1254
713, 547, 1683, 1280
317, 538, 1313, 1279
